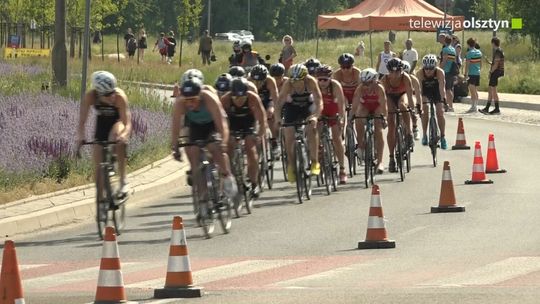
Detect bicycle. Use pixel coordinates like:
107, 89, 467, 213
176, 137, 232, 238
257, 126, 274, 191
281, 120, 312, 204
318, 116, 339, 195
230, 130, 256, 217
344, 104, 358, 178
427, 98, 439, 167
389, 108, 413, 182
78, 140, 127, 240
279, 126, 288, 182
353, 114, 386, 189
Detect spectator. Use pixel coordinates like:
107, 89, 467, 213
354, 40, 365, 59
440, 34, 458, 112
138, 28, 148, 63
152, 32, 173, 62
375, 40, 396, 79
452, 35, 463, 71
279, 35, 297, 72
198, 29, 213, 65
124, 28, 136, 59
402, 38, 418, 73
464, 37, 482, 113
480, 37, 505, 115
166, 31, 177, 64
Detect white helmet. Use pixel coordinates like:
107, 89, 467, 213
360, 68, 378, 82
181, 69, 204, 85
402, 61, 411, 74
91, 71, 117, 95
422, 54, 438, 69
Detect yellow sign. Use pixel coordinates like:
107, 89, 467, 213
3, 48, 51, 59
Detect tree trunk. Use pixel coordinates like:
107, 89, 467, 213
52, 0, 68, 88
69, 27, 75, 58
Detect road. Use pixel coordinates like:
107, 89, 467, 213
4, 110, 540, 304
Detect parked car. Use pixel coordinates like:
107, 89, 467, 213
215, 30, 254, 43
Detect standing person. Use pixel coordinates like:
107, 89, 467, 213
440, 34, 458, 112
198, 30, 213, 65
354, 40, 365, 59
138, 28, 148, 62
279, 35, 297, 73
376, 41, 396, 79
402, 38, 418, 73
153, 32, 172, 62
452, 35, 463, 72
124, 28, 137, 59
464, 37, 482, 113
166, 31, 177, 64
480, 37, 504, 115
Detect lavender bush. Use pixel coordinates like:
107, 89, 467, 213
0, 62, 46, 77
0, 92, 170, 185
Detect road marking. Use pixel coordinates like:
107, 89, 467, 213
19, 264, 48, 270
400, 226, 428, 236
142, 300, 179, 304
419, 257, 540, 287
125, 259, 301, 289
272, 263, 373, 288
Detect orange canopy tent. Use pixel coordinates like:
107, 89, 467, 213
317, 0, 465, 65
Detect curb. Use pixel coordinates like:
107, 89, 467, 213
0, 157, 189, 237
458, 96, 540, 112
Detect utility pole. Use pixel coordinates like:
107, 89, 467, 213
247, 0, 250, 31
80, 0, 91, 102
207, 0, 211, 32
493, 0, 498, 37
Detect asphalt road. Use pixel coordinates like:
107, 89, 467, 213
5, 111, 540, 304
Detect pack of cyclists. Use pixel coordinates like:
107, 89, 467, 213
82, 45, 452, 234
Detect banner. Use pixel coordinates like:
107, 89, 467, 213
3, 48, 51, 59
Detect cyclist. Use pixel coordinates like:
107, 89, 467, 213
248, 64, 279, 155
402, 61, 422, 140
240, 41, 264, 72
171, 77, 238, 199
380, 58, 415, 173
229, 65, 258, 92
416, 54, 447, 149
305, 58, 321, 76
78, 71, 132, 198
351, 68, 387, 174
270, 63, 288, 93
333, 53, 361, 107
173, 68, 217, 97
316, 65, 348, 184
215, 73, 233, 98
228, 40, 243, 67
275, 64, 323, 182
221, 78, 267, 198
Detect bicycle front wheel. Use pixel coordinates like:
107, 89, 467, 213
396, 127, 405, 182
364, 131, 374, 189
280, 129, 288, 182
322, 139, 332, 195
96, 166, 110, 240
294, 142, 305, 204
346, 126, 356, 178
429, 115, 438, 167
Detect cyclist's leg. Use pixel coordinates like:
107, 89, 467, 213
435, 101, 446, 138
421, 97, 429, 138
110, 121, 127, 189
244, 135, 260, 195
373, 109, 385, 170
330, 124, 345, 171
355, 107, 368, 149
283, 104, 299, 169
92, 144, 104, 200
386, 102, 397, 158
306, 117, 320, 173
398, 96, 412, 136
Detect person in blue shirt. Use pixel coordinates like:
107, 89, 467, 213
440, 35, 457, 112
464, 37, 482, 113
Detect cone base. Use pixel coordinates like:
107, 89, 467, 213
154, 286, 203, 298
431, 205, 466, 213
465, 179, 493, 184
486, 169, 507, 174
358, 240, 396, 249
451, 145, 470, 150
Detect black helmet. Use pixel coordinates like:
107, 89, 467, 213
241, 40, 252, 51
304, 58, 321, 75
181, 77, 203, 97
230, 77, 249, 97
386, 58, 403, 72
315, 65, 333, 77
250, 64, 268, 81
269, 63, 285, 77
229, 66, 246, 77
215, 73, 233, 92
338, 53, 355, 67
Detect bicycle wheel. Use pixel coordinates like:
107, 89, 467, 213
265, 136, 274, 190
280, 129, 288, 182
239, 150, 253, 215
302, 143, 313, 200
346, 125, 356, 178
112, 199, 126, 234
396, 126, 405, 182
327, 138, 338, 192
429, 115, 438, 167
321, 140, 331, 195
213, 173, 232, 234
294, 142, 305, 204
257, 142, 267, 192
364, 131, 374, 189
200, 166, 216, 238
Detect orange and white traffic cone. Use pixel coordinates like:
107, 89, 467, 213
0, 240, 25, 304
485, 134, 507, 174
451, 118, 471, 150
465, 141, 493, 185
358, 185, 396, 249
154, 217, 203, 298
431, 161, 466, 213
94, 227, 127, 304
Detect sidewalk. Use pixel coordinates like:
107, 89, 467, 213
459, 91, 540, 111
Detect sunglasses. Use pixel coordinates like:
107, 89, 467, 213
101, 91, 115, 97
317, 77, 330, 82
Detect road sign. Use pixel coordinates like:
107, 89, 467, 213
3, 48, 51, 59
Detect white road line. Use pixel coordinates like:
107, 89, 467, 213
419, 257, 540, 287
126, 259, 301, 289
19, 264, 48, 270
273, 263, 373, 288
142, 299, 180, 304
400, 226, 428, 237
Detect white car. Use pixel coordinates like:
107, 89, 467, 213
215, 30, 254, 43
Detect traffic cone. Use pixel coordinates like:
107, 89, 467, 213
451, 118, 471, 150
358, 185, 396, 249
154, 217, 203, 298
0, 240, 25, 304
431, 161, 466, 213
94, 227, 127, 304
485, 134, 507, 174
465, 141, 493, 184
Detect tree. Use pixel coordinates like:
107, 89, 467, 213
507, 0, 540, 58
52, 0, 67, 87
